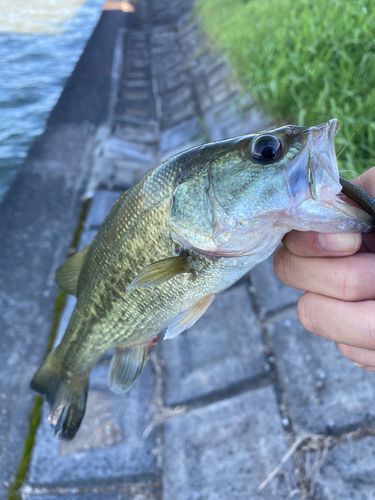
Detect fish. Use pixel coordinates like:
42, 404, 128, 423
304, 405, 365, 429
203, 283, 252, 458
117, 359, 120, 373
30, 118, 373, 440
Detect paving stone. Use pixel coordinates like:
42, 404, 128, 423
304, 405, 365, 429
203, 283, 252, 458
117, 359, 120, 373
150, 34, 178, 55
86, 189, 123, 229
206, 63, 229, 89
203, 94, 271, 141
158, 140, 205, 164
114, 122, 159, 145
162, 284, 269, 406
222, 108, 272, 138
202, 95, 244, 138
25, 496, 122, 500
54, 294, 76, 346
114, 116, 158, 128
119, 89, 151, 101
104, 137, 155, 163
163, 386, 295, 500
156, 71, 190, 95
313, 436, 375, 499
208, 84, 237, 110
24, 483, 160, 500
78, 229, 97, 251
59, 390, 123, 456
268, 314, 375, 434
151, 52, 183, 75
19, 3, 297, 498
178, 26, 205, 55
122, 70, 149, 80
111, 158, 154, 187
149, 0, 193, 26
126, 47, 149, 59
161, 85, 195, 111
250, 255, 303, 320
124, 59, 150, 70
27, 360, 157, 487
24, 495, 130, 500
127, 31, 147, 42
122, 78, 150, 89
159, 117, 205, 152
161, 101, 197, 130
116, 102, 155, 120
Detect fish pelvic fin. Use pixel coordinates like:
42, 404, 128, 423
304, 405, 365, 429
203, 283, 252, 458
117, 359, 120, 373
30, 350, 88, 440
164, 294, 216, 340
55, 245, 90, 296
127, 253, 192, 290
109, 342, 154, 394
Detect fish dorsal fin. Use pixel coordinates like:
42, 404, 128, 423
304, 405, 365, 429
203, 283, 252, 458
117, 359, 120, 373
127, 253, 192, 290
109, 343, 153, 394
164, 294, 216, 340
55, 189, 130, 297
55, 245, 90, 296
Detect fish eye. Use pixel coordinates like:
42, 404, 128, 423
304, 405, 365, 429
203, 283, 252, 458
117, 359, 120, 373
249, 135, 282, 161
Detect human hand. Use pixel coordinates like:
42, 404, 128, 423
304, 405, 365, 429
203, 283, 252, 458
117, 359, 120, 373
273, 167, 375, 372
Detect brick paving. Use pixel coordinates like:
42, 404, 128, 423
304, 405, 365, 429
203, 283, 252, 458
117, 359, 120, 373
21, 1, 375, 499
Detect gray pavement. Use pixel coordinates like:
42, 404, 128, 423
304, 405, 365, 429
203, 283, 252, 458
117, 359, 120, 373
0, 11, 127, 499
2, 1, 375, 499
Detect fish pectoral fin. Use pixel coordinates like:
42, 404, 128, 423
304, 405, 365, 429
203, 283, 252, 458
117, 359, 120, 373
126, 253, 192, 290
55, 245, 90, 296
164, 294, 216, 340
109, 342, 154, 394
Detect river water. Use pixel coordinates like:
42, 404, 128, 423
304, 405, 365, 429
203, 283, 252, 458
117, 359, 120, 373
0, 0, 104, 201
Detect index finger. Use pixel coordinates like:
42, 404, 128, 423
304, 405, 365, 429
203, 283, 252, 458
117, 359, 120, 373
353, 166, 375, 196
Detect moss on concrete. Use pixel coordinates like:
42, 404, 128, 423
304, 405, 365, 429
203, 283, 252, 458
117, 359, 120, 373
8, 199, 91, 499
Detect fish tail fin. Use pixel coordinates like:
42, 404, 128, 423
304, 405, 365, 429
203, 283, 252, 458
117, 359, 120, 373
30, 350, 88, 440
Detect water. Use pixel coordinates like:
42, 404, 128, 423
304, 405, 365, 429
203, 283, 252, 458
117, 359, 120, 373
0, 0, 104, 202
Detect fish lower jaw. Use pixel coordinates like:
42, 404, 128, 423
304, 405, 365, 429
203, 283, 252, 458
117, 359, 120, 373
286, 196, 373, 233
329, 196, 373, 231
171, 227, 284, 259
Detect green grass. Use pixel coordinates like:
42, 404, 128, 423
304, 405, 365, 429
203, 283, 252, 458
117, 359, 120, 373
196, 0, 375, 177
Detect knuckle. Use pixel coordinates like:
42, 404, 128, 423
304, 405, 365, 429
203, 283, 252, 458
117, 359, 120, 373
297, 293, 314, 333
337, 342, 353, 360
341, 262, 361, 301
273, 247, 289, 285
364, 308, 375, 349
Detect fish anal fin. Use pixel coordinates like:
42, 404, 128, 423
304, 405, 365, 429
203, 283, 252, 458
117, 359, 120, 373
127, 253, 192, 290
55, 245, 90, 296
109, 342, 154, 394
164, 294, 216, 340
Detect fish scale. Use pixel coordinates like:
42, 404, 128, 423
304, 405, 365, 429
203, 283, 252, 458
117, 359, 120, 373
56, 160, 219, 371
31, 119, 374, 440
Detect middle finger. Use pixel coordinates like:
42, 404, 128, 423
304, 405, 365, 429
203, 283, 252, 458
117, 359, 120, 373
274, 246, 375, 301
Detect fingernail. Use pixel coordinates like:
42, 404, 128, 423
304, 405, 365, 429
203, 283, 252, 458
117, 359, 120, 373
354, 363, 375, 372
317, 233, 359, 253
354, 362, 366, 368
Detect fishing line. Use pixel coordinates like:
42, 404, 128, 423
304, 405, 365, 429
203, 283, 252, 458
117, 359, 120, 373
336, 133, 355, 158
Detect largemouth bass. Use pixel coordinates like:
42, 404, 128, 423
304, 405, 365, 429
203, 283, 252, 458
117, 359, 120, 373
31, 119, 373, 440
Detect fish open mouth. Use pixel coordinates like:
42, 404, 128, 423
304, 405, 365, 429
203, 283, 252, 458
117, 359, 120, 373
309, 119, 373, 231
288, 118, 373, 233
307, 118, 340, 201
329, 194, 373, 228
